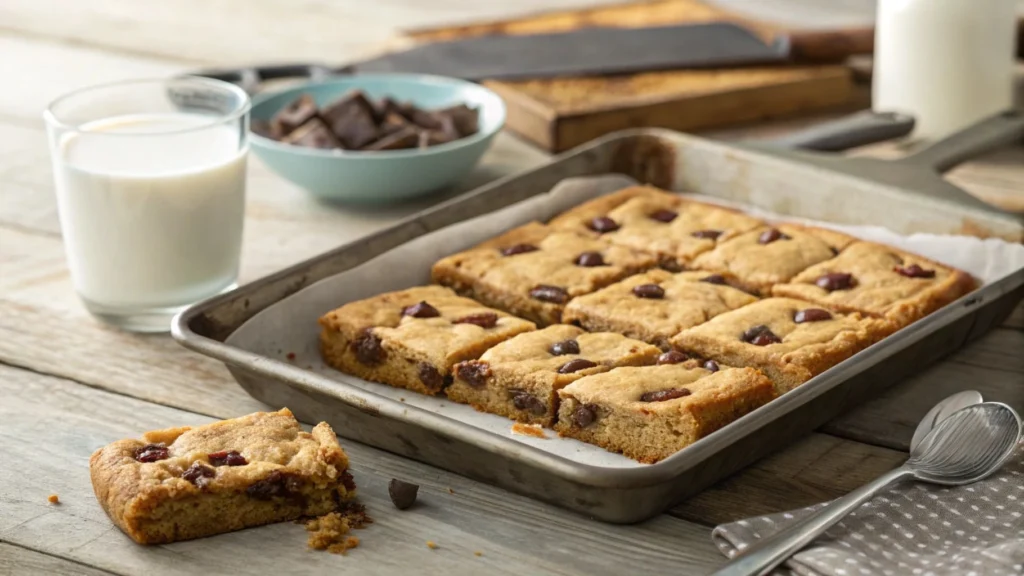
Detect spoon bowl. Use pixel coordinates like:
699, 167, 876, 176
909, 390, 983, 452
908, 402, 1021, 485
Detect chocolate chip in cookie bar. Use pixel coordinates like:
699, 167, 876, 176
772, 241, 976, 328
562, 270, 758, 350
670, 298, 893, 393
548, 186, 762, 270
431, 222, 656, 326
447, 325, 660, 427
555, 364, 775, 463
89, 408, 355, 545
690, 224, 856, 295
319, 285, 536, 395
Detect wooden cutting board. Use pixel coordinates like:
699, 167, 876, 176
399, 0, 855, 152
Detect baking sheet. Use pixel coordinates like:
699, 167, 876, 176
227, 175, 1024, 468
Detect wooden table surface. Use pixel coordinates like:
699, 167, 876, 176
1, 1, 1022, 575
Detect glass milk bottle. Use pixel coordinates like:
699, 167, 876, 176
873, 0, 1017, 141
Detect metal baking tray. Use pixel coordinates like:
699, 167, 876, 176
174, 112, 1024, 523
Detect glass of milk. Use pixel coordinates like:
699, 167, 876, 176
44, 77, 250, 332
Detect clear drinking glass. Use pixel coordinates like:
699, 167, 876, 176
44, 77, 250, 333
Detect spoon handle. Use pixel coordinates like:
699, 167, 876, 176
712, 466, 913, 576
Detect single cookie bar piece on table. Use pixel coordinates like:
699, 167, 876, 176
690, 224, 856, 295
431, 222, 656, 326
670, 298, 893, 393
548, 186, 763, 270
319, 285, 535, 395
772, 241, 976, 328
89, 408, 356, 545
562, 270, 758, 350
555, 363, 775, 463
447, 325, 661, 426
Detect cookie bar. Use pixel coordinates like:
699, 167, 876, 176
431, 222, 656, 326
447, 325, 661, 426
555, 363, 775, 463
562, 270, 758, 349
670, 298, 892, 393
319, 285, 535, 395
89, 408, 355, 545
772, 241, 976, 328
690, 224, 856, 295
548, 186, 763, 269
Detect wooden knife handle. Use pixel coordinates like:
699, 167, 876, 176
784, 27, 875, 63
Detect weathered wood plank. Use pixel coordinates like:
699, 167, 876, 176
0, 364, 725, 576
0, 544, 114, 576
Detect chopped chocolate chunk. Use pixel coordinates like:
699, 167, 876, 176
657, 350, 688, 365
417, 363, 444, 390
703, 360, 720, 372
439, 104, 480, 137
418, 129, 456, 148
815, 272, 855, 292
530, 285, 569, 304
182, 462, 216, 488
457, 361, 490, 388
742, 325, 782, 346
700, 274, 728, 285
453, 312, 498, 328
549, 339, 581, 356
640, 388, 692, 402
649, 209, 678, 223
632, 284, 665, 299
691, 229, 723, 240
208, 450, 247, 467
758, 228, 790, 244
251, 118, 278, 139
574, 251, 605, 267
794, 308, 833, 323
361, 126, 419, 151
894, 264, 936, 279
510, 390, 547, 415
501, 243, 539, 256
321, 90, 379, 149
558, 358, 597, 374
271, 94, 318, 136
281, 118, 342, 149
352, 329, 386, 365
403, 301, 440, 318
588, 216, 619, 233
572, 404, 598, 428
134, 443, 169, 463
246, 471, 292, 500
388, 479, 419, 510
379, 111, 411, 136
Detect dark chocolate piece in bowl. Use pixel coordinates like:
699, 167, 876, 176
320, 90, 380, 149
418, 129, 456, 148
281, 118, 341, 150
362, 126, 420, 151
380, 112, 412, 137
440, 104, 480, 137
270, 93, 318, 136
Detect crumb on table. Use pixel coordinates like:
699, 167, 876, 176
474, 551, 483, 557
447, 488, 455, 495
426, 540, 438, 550
47, 494, 59, 504
286, 352, 296, 360
305, 503, 372, 554
511, 422, 547, 439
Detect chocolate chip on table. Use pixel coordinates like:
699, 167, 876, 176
574, 251, 605, 267
454, 312, 498, 328
247, 471, 292, 500
500, 243, 539, 256
388, 479, 419, 510
894, 264, 936, 278
794, 308, 833, 323
572, 404, 598, 428
352, 329, 386, 365
417, 363, 444, 390
530, 285, 569, 304
742, 325, 782, 346
403, 301, 440, 318
588, 216, 620, 233
632, 284, 665, 299
457, 361, 490, 388
703, 360, 720, 372
700, 274, 728, 285
208, 450, 247, 467
758, 228, 791, 244
134, 443, 169, 463
815, 272, 855, 292
549, 339, 581, 356
558, 358, 597, 374
657, 350, 688, 365
691, 229, 723, 240
182, 462, 216, 487
640, 388, 692, 402
649, 209, 678, 223
510, 390, 547, 415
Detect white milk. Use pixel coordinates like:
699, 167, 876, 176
53, 114, 247, 308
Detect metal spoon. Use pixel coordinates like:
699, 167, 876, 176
712, 402, 1022, 576
910, 390, 984, 452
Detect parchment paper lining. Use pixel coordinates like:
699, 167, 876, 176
227, 175, 1024, 469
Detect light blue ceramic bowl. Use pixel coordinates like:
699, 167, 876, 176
249, 74, 506, 203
